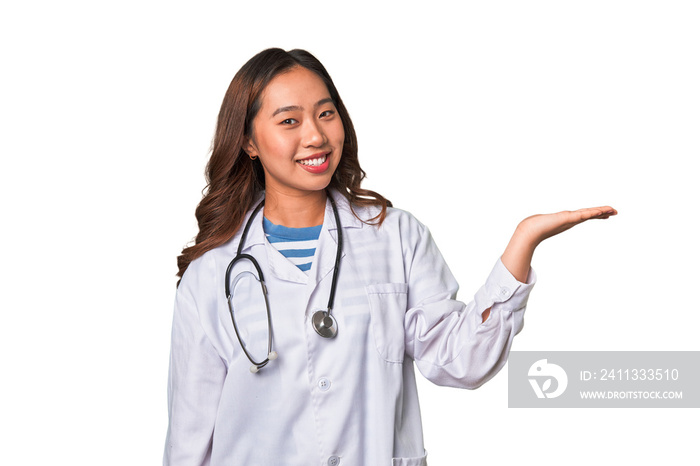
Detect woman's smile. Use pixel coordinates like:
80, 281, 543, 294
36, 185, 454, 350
296, 151, 331, 173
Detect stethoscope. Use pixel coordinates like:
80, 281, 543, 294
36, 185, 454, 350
225, 193, 343, 373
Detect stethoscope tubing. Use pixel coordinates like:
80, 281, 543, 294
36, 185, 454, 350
226, 260, 272, 369
224, 191, 343, 372
325, 194, 343, 312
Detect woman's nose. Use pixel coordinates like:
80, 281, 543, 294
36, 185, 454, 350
301, 120, 326, 147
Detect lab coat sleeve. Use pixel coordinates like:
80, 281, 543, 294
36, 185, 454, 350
164, 254, 227, 466
403, 220, 536, 389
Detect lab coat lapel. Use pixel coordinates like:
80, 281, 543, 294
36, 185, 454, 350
265, 239, 309, 284
309, 191, 363, 291
237, 200, 309, 285
310, 211, 342, 290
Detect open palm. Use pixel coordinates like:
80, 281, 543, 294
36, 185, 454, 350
518, 206, 618, 246
501, 206, 618, 283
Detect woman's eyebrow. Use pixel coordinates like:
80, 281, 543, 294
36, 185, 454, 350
271, 98, 334, 117
272, 105, 301, 117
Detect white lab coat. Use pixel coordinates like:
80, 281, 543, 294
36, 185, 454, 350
164, 190, 536, 466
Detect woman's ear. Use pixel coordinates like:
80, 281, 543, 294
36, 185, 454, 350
244, 137, 259, 160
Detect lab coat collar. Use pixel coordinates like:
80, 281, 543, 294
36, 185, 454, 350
237, 190, 363, 249
236, 189, 364, 284
325, 188, 364, 232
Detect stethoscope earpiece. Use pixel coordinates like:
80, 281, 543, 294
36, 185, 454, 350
249, 352, 279, 374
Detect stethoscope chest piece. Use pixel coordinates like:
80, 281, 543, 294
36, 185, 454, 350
312, 310, 338, 339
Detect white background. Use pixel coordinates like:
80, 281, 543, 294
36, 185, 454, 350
1, 1, 698, 464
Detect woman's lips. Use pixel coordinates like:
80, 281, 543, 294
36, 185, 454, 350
296, 153, 331, 174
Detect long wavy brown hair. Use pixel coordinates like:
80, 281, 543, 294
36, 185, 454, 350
177, 48, 391, 283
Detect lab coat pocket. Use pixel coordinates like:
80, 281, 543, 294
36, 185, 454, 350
392, 450, 428, 466
366, 283, 408, 364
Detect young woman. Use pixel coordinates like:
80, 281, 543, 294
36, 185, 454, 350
165, 48, 616, 466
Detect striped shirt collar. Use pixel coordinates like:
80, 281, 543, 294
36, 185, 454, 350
236, 189, 365, 254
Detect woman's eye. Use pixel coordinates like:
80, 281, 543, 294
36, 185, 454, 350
281, 118, 298, 125
319, 110, 335, 118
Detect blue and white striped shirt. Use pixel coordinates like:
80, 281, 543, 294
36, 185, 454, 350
263, 217, 322, 272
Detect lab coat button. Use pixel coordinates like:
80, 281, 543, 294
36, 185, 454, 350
500, 287, 510, 297
318, 377, 331, 391
327, 455, 340, 466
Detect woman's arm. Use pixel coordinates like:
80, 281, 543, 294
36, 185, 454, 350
480, 206, 617, 323
165, 255, 227, 466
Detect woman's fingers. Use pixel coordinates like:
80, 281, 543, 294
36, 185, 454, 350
571, 206, 618, 223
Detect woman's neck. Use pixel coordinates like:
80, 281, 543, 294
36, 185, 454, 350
263, 188, 327, 228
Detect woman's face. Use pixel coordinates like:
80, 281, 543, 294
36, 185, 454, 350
246, 66, 345, 198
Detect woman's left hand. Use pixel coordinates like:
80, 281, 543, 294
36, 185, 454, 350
501, 206, 618, 283
516, 206, 618, 247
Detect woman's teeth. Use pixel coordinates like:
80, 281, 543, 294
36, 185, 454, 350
298, 155, 327, 166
